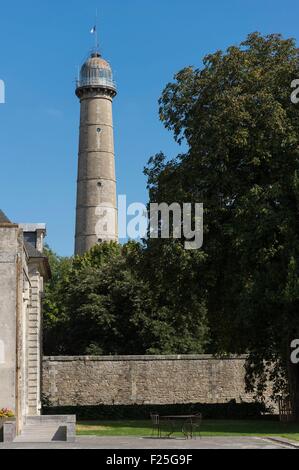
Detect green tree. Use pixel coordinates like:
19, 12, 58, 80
43, 247, 73, 355
146, 32, 299, 418
43, 242, 209, 355
140, 239, 209, 354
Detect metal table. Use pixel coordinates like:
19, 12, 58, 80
159, 415, 201, 438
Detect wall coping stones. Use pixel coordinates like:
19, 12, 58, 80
43, 354, 248, 362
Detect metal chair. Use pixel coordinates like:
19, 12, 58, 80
190, 413, 202, 439
278, 397, 293, 423
181, 414, 202, 439
150, 413, 161, 438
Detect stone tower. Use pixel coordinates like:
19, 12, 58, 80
75, 52, 118, 255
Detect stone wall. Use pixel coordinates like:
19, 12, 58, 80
43, 355, 268, 407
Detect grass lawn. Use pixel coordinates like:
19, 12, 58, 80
77, 419, 299, 442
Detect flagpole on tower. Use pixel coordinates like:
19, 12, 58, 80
95, 8, 99, 52
90, 9, 100, 54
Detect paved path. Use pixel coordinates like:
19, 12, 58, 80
0, 436, 296, 449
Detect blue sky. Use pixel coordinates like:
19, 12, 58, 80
0, 0, 298, 255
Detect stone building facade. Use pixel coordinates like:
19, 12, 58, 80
0, 210, 50, 434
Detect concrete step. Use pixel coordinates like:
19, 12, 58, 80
15, 439, 63, 443
13, 415, 76, 443
16, 432, 63, 436
14, 424, 67, 443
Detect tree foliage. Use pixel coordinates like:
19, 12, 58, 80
146, 32, 299, 417
44, 242, 208, 356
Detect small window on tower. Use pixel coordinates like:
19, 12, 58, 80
97, 128, 102, 133
97, 181, 102, 188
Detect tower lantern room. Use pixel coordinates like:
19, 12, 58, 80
76, 52, 117, 96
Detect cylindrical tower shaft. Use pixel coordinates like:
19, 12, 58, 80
75, 53, 118, 255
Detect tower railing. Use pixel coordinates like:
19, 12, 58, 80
76, 77, 117, 90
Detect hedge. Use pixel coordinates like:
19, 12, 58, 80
43, 400, 272, 421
